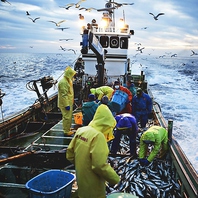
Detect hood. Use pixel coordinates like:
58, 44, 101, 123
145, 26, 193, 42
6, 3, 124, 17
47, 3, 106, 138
89, 104, 116, 141
64, 66, 76, 79
141, 130, 155, 143
90, 88, 96, 95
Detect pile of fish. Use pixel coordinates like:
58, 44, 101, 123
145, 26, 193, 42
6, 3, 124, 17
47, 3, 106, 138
107, 156, 181, 197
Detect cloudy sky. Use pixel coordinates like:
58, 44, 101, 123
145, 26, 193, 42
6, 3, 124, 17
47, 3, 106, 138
0, 0, 198, 56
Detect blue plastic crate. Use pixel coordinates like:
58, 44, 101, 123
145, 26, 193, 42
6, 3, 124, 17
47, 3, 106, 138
26, 170, 75, 198
111, 90, 128, 113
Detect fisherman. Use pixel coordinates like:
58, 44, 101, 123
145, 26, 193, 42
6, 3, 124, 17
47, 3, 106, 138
81, 94, 98, 126
139, 126, 168, 166
110, 113, 138, 157
74, 57, 85, 78
125, 79, 137, 96
66, 103, 120, 198
58, 66, 76, 136
90, 85, 114, 101
112, 81, 132, 114
132, 88, 152, 129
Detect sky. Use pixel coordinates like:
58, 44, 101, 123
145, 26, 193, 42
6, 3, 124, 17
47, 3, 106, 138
0, 0, 198, 56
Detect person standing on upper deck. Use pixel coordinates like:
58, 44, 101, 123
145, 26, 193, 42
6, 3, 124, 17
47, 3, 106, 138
132, 88, 152, 129
58, 66, 76, 136
112, 81, 132, 114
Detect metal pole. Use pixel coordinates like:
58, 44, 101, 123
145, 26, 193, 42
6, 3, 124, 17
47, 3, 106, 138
168, 119, 173, 142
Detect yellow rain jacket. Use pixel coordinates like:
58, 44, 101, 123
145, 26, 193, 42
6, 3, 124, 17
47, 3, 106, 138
66, 104, 119, 198
58, 66, 76, 134
90, 86, 114, 100
139, 126, 168, 162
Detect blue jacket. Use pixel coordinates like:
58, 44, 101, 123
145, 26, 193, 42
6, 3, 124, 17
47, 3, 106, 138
115, 113, 138, 133
132, 92, 152, 114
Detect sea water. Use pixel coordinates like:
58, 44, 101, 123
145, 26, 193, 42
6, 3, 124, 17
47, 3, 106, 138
0, 53, 198, 172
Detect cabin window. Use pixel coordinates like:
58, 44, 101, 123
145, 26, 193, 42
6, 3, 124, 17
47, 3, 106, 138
110, 36, 119, 48
120, 37, 128, 49
100, 36, 109, 48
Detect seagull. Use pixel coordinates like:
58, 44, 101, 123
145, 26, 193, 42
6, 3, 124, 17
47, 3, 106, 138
26, 11, 30, 15
159, 55, 166, 58
171, 54, 177, 57
59, 4, 74, 10
75, 0, 86, 8
136, 47, 145, 53
59, 39, 73, 41
112, 2, 134, 8
67, 49, 76, 54
60, 46, 66, 51
48, 20, 66, 27
141, 27, 148, 30
79, 7, 96, 12
191, 50, 198, 56
149, 12, 165, 20
28, 17, 40, 23
1, 0, 11, 5
55, 27, 69, 31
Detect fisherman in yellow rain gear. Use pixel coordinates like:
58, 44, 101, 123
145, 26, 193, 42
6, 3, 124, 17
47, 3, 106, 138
66, 104, 120, 198
90, 85, 114, 101
58, 66, 76, 136
139, 126, 168, 166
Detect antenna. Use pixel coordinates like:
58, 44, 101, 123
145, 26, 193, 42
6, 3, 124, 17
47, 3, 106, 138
123, 10, 125, 23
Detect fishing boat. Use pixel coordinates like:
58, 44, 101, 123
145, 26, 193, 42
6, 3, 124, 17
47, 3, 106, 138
0, 1, 197, 197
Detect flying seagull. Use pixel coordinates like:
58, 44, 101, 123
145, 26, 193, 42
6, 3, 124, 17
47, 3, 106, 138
48, 20, 66, 27
191, 50, 198, 56
1, 0, 11, 5
112, 2, 134, 8
149, 12, 165, 20
59, 39, 73, 41
79, 7, 96, 12
26, 11, 30, 15
28, 17, 40, 23
56, 27, 69, 31
171, 54, 177, 57
75, 0, 86, 8
136, 47, 145, 53
60, 46, 66, 51
59, 4, 74, 10
67, 49, 76, 54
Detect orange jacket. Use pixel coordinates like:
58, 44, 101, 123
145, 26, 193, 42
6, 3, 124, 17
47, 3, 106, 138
113, 86, 133, 101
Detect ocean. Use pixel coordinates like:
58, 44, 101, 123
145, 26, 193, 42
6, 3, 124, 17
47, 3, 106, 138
0, 53, 198, 172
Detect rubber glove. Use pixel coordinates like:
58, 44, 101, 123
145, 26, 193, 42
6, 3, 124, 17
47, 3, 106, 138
139, 158, 150, 166
65, 106, 70, 110
95, 99, 99, 103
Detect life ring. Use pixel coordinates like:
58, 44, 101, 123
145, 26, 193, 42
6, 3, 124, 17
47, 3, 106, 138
110, 38, 119, 47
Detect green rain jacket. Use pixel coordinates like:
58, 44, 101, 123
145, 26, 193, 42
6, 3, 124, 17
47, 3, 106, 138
66, 104, 120, 198
139, 126, 168, 162
90, 86, 114, 100
58, 66, 76, 108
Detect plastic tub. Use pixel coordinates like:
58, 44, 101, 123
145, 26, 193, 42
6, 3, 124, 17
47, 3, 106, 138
26, 170, 75, 198
73, 112, 83, 125
111, 90, 128, 113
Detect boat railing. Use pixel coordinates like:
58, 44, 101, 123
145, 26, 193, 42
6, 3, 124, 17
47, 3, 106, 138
92, 27, 129, 34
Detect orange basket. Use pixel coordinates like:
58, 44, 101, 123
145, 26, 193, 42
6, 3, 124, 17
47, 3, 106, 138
73, 112, 83, 125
